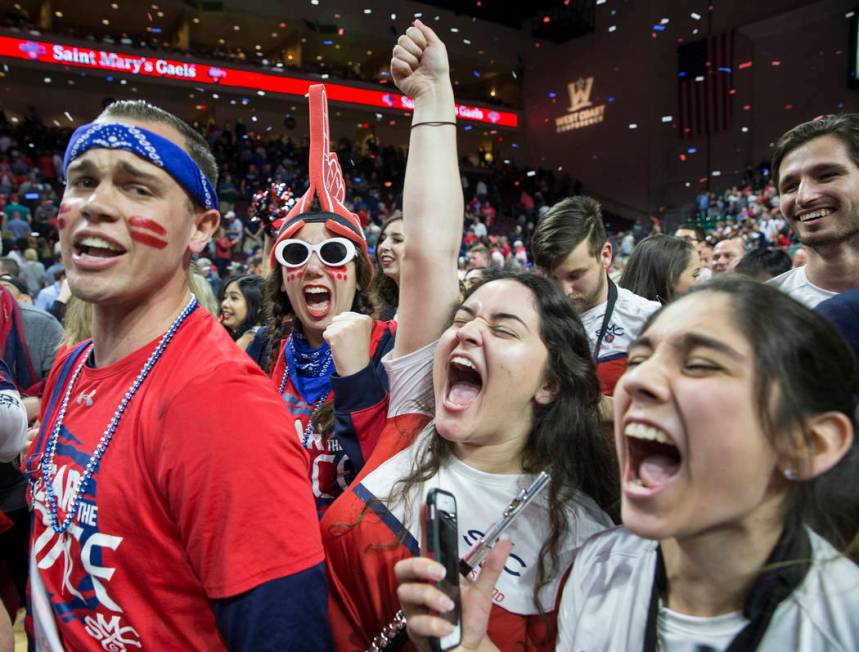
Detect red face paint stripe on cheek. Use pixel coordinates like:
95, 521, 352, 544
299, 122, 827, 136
58, 217, 67, 230
324, 265, 348, 282
58, 204, 71, 215
128, 216, 167, 235
130, 231, 168, 250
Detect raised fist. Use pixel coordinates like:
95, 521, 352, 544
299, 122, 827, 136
390, 19, 451, 100
323, 311, 374, 377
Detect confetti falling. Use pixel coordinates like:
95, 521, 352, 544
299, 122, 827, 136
10, 0, 810, 180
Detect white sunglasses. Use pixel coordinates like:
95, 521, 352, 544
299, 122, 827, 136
274, 237, 358, 268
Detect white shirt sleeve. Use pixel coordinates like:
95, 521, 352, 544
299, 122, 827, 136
0, 388, 27, 463
555, 561, 579, 651
382, 339, 437, 418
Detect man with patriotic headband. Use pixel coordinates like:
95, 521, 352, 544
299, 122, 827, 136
24, 101, 330, 650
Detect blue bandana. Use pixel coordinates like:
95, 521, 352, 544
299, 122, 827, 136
285, 329, 333, 405
62, 122, 218, 211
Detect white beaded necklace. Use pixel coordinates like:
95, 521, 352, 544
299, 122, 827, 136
40, 296, 198, 534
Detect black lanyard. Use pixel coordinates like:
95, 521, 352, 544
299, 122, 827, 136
593, 275, 618, 362
643, 525, 811, 652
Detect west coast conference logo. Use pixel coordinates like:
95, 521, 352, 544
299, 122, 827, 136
555, 77, 607, 133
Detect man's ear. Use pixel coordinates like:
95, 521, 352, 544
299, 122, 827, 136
600, 241, 613, 269
189, 208, 220, 254
782, 411, 854, 481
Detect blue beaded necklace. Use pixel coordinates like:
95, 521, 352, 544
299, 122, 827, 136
278, 333, 333, 448
41, 296, 198, 534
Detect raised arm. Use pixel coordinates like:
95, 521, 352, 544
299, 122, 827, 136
391, 20, 464, 358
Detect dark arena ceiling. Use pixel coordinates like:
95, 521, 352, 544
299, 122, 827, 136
417, 0, 596, 40
1, 0, 600, 109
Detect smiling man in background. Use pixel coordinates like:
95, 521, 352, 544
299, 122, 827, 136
767, 114, 859, 307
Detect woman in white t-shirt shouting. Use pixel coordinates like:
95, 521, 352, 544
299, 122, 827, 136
320, 19, 618, 651
322, 271, 619, 649
399, 276, 859, 651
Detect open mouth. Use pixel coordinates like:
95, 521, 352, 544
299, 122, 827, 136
304, 286, 332, 318
798, 208, 831, 224
380, 255, 396, 267
445, 355, 483, 409
74, 235, 127, 259
625, 423, 682, 492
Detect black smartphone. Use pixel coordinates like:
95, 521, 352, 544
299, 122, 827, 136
424, 488, 462, 652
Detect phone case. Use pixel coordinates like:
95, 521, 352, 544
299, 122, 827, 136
425, 488, 462, 652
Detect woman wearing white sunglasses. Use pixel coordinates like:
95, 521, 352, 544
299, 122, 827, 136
258, 85, 396, 517
258, 72, 463, 516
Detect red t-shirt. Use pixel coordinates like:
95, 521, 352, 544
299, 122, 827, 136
482, 204, 497, 227
26, 307, 323, 651
597, 358, 627, 396
214, 236, 233, 260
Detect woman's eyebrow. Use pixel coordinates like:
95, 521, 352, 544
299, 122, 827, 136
630, 332, 742, 360
455, 305, 529, 331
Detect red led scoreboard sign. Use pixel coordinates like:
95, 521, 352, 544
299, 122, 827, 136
0, 35, 518, 128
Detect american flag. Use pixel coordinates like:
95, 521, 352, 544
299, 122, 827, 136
677, 31, 735, 138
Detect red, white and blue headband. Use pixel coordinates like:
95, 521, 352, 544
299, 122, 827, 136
62, 122, 218, 211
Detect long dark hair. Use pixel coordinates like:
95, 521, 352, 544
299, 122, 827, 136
646, 276, 859, 554
369, 213, 403, 316
619, 234, 695, 303
384, 272, 618, 614
219, 274, 265, 339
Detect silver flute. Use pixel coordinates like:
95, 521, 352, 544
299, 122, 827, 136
366, 471, 551, 652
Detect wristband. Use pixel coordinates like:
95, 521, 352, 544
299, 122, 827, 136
410, 121, 456, 129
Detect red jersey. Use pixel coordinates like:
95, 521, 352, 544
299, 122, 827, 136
25, 307, 323, 651
271, 319, 396, 516
214, 235, 233, 260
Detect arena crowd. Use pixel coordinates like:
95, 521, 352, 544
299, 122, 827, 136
0, 19, 857, 652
